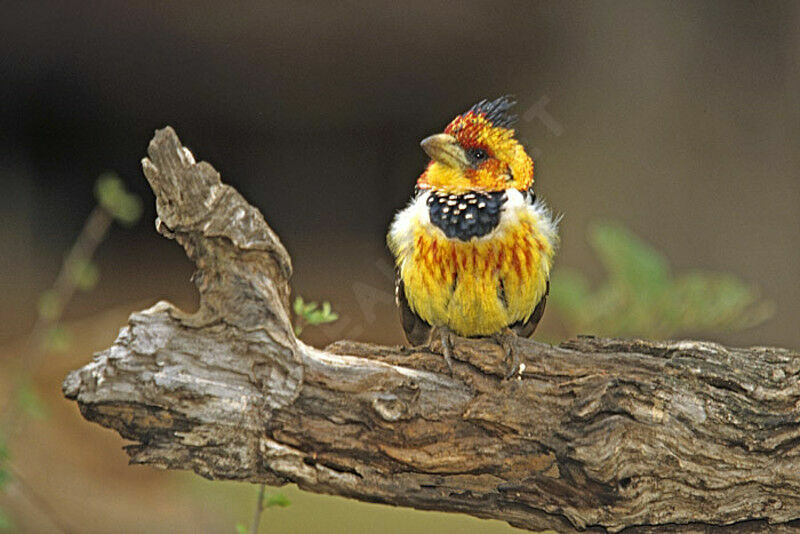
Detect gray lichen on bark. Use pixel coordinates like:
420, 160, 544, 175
63, 127, 800, 533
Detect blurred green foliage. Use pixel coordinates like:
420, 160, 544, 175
293, 297, 339, 336
95, 173, 143, 226
0, 173, 142, 530
550, 221, 774, 339
69, 259, 100, 292
0, 437, 9, 531
0, 438, 9, 489
36, 290, 63, 322
263, 493, 291, 508
0, 510, 10, 531
236, 493, 291, 534
16, 380, 48, 420
40, 325, 73, 354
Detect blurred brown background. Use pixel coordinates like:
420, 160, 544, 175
1, 1, 798, 532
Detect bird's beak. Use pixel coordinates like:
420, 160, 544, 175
420, 133, 470, 169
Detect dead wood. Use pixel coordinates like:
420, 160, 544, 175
63, 127, 800, 533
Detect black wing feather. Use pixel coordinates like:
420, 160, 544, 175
509, 281, 549, 338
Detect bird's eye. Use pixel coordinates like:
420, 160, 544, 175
467, 148, 489, 162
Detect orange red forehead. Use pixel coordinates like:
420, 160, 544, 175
444, 111, 514, 152
420, 107, 534, 192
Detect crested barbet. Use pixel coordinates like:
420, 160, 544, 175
387, 96, 559, 376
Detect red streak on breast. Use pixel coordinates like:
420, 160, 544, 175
483, 250, 494, 276
512, 248, 522, 278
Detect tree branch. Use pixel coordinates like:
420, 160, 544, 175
63, 127, 800, 533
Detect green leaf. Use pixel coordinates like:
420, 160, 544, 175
17, 380, 48, 420
292, 296, 339, 335
671, 272, 773, 332
264, 492, 290, 508
41, 325, 73, 353
0, 435, 9, 489
589, 222, 669, 296
37, 290, 63, 322
0, 508, 12, 531
293, 296, 305, 316
551, 220, 772, 340
94, 173, 143, 227
69, 259, 100, 291
234, 523, 248, 534
303, 301, 338, 326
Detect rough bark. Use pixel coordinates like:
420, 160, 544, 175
63, 127, 800, 533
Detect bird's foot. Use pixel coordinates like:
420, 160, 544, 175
437, 327, 455, 376
493, 330, 523, 380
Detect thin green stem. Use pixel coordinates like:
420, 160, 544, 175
1, 206, 113, 427
249, 484, 267, 534
0, 205, 113, 533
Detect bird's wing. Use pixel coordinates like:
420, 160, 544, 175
510, 281, 549, 338
395, 268, 432, 346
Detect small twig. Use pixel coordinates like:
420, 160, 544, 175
1, 178, 136, 532
249, 484, 266, 534
1, 206, 113, 427
0, 206, 112, 534
38, 206, 113, 339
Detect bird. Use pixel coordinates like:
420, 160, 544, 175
387, 96, 559, 377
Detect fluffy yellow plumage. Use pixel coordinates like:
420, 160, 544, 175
387, 96, 558, 372
389, 189, 555, 337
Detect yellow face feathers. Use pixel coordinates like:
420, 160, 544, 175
416, 98, 533, 194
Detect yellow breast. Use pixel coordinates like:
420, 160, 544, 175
388, 190, 558, 337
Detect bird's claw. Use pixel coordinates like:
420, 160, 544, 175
439, 328, 455, 376
494, 331, 523, 380
434, 329, 524, 379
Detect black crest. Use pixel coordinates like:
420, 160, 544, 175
468, 96, 518, 129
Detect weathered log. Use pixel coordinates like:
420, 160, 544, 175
63, 127, 800, 533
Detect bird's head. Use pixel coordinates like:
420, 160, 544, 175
416, 96, 532, 194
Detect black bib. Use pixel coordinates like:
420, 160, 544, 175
427, 191, 507, 241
